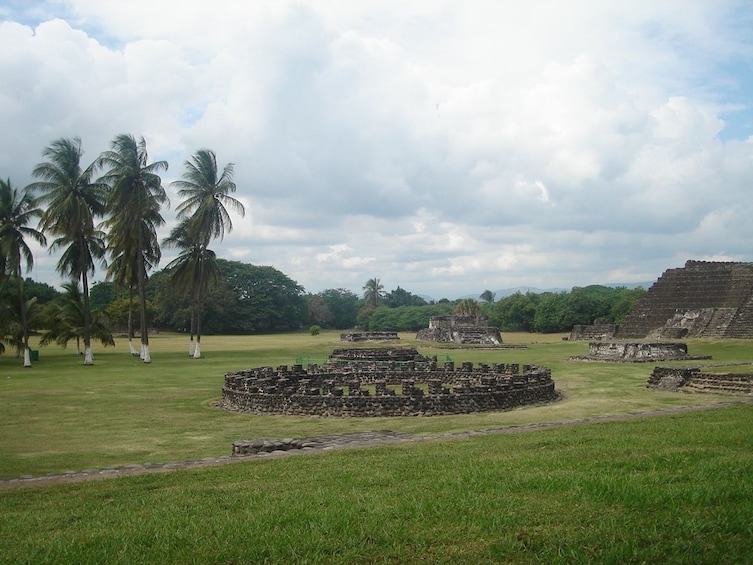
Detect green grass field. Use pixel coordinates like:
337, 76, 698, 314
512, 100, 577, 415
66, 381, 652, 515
1, 332, 751, 563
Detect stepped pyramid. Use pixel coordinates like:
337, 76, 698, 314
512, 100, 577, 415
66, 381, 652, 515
616, 260, 753, 339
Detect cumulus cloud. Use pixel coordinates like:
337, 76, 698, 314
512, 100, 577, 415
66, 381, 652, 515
1, 1, 752, 298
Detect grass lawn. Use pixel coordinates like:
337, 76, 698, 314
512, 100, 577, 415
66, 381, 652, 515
0, 331, 751, 563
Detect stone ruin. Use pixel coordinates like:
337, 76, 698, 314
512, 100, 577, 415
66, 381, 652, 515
221, 346, 557, 417
617, 260, 753, 339
340, 331, 399, 342
569, 341, 711, 363
416, 315, 502, 345
648, 366, 753, 395
569, 323, 617, 341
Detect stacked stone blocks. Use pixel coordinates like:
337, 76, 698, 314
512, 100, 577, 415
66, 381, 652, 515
222, 347, 556, 417
648, 367, 753, 395
617, 261, 753, 339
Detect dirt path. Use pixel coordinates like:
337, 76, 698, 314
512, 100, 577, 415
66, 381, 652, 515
3, 399, 751, 490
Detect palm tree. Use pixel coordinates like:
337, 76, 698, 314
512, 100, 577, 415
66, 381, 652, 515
28, 137, 108, 365
40, 280, 114, 353
169, 149, 244, 358
455, 298, 481, 316
99, 134, 168, 363
162, 219, 220, 357
106, 211, 161, 357
0, 179, 46, 367
363, 277, 385, 309
480, 290, 496, 304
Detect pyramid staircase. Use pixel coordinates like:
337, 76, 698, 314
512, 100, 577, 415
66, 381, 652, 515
617, 261, 753, 339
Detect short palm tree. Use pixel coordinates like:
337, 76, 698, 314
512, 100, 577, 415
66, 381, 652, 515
455, 298, 481, 316
480, 290, 496, 304
169, 149, 244, 358
0, 179, 46, 367
28, 137, 108, 365
363, 277, 385, 309
40, 280, 114, 353
99, 134, 168, 363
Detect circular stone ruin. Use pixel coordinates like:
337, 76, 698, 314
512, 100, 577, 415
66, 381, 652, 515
221, 347, 558, 417
569, 341, 711, 362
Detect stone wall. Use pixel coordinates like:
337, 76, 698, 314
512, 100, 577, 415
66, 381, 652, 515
617, 260, 753, 339
569, 341, 711, 362
648, 367, 753, 395
569, 323, 617, 341
416, 315, 502, 345
340, 332, 400, 342
221, 348, 557, 417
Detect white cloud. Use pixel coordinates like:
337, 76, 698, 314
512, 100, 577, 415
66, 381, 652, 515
1, 1, 752, 298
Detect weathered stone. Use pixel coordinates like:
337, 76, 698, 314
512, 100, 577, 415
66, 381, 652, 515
648, 367, 753, 395
340, 332, 400, 342
569, 341, 711, 363
617, 260, 753, 339
221, 347, 558, 417
416, 315, 502, 345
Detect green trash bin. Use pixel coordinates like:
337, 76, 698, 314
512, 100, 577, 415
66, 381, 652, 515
30, 350, 39, 361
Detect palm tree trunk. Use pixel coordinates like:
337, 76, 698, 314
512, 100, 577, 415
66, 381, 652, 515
188, 305, 196, 356
81, 266, 93, 365
127, 285, 139, 356
18, 277, 30, 368
137, 232, 150, 363
193, 252, 206, 359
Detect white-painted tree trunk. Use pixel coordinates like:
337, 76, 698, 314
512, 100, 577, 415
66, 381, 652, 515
23, 348, 31, 368
193, 342, 201, 359
188, 339, 195, 357
142, 344, 151, 364
128, 339, 139, 356
84, 346, 94, 365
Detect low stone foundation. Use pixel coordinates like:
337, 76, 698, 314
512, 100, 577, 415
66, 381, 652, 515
221, 347, 558, 417
648, 367, 753, 395
569, 323, 617, 341
570, 341, 711, 363
340, 331, 399, 342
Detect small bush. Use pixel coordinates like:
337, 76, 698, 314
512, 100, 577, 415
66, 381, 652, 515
309, 325, 321, 336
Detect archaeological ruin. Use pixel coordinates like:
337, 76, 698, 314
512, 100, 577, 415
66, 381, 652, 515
648, 366, 753, 396
569, 323, 617, 341
416, 315, 503, 345
221, 346, 557, 417
616, 260, 753, 339
340, 331, 399, 342
569, 341, 711, 363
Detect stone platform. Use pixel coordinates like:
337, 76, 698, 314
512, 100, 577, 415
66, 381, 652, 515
570, 341, 711, 363
222, 347, 557, 417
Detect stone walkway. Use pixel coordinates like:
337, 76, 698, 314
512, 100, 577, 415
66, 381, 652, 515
2, 399, 750, 490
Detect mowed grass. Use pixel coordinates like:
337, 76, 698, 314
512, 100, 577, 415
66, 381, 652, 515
1, 332, 753, 563
0, 331, 747, 479
1, 404, 751, 564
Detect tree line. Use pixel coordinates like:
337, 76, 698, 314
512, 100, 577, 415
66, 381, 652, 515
0, 135, 243, 366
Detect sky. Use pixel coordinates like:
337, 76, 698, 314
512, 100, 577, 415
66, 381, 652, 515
1, 0, 752, 300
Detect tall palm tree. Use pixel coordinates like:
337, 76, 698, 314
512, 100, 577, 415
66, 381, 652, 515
170, 149, 244, 358
162, 219, 220, 357
363, 277, 385, 309
99, 134, 168, 363
28, 137, 108, 365
106, 208, 161, 357
0, 179, 46, 367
